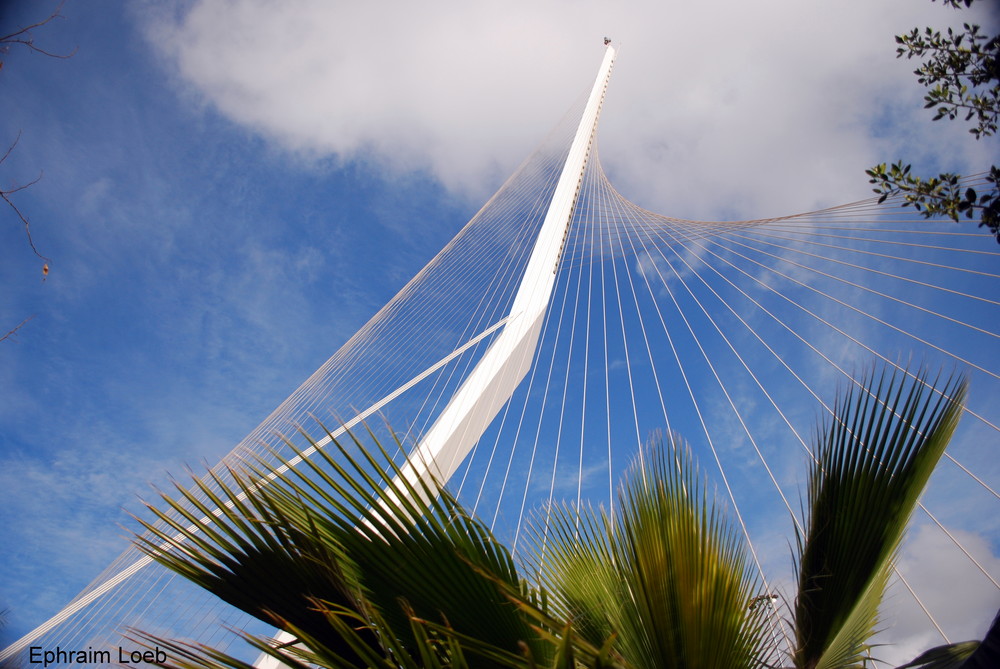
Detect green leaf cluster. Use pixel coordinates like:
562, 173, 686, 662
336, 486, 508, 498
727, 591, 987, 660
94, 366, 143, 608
865, 164, 999, 238
868, 0, 999, 242
896, 20, 999, 140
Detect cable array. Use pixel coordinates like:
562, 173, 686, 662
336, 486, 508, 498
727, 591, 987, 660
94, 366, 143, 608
4, 85, 998, 669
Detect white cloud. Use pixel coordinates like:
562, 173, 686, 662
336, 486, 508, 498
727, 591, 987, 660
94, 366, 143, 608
876, 522, 1000, 666
140, 0, 997, 218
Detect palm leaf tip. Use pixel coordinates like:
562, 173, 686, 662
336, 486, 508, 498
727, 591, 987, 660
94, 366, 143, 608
793, 365, 967, 669
895, 640, 979, 669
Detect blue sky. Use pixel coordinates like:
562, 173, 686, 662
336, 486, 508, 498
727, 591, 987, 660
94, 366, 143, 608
1, 0, 998, 663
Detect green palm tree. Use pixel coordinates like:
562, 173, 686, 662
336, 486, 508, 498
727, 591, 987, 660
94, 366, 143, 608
130, 365, 973, 669
521, 435, 771, 669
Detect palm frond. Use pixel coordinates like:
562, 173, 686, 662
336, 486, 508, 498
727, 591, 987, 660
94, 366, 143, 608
523, 500, 621, 650
129, 628, 273, 669
257, 423, 541, 663
528, 433, 769, 669
133, 422, 541, 665
894, 640, 979, 669
792, 366, 967, 669
131, 462, 368, 659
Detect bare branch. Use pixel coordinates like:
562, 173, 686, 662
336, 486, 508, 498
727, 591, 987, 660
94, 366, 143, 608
0, 0, 76, 62
0, 130, 22, 164
0, 134, 52, 268
0, 4, 65, 289
0, 316, 35, 344
1, 186, 50, 265
2, 171, 43, 196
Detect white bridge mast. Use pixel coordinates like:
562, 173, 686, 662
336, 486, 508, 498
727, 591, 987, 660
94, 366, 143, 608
391, 43, 616, 497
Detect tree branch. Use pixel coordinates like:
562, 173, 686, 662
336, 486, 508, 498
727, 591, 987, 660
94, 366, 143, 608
0, 0, 75, 63
0, 133, 51, 271
0, 316, 35, 343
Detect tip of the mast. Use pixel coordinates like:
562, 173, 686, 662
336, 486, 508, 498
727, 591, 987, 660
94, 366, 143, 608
604, 36, 611, 46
